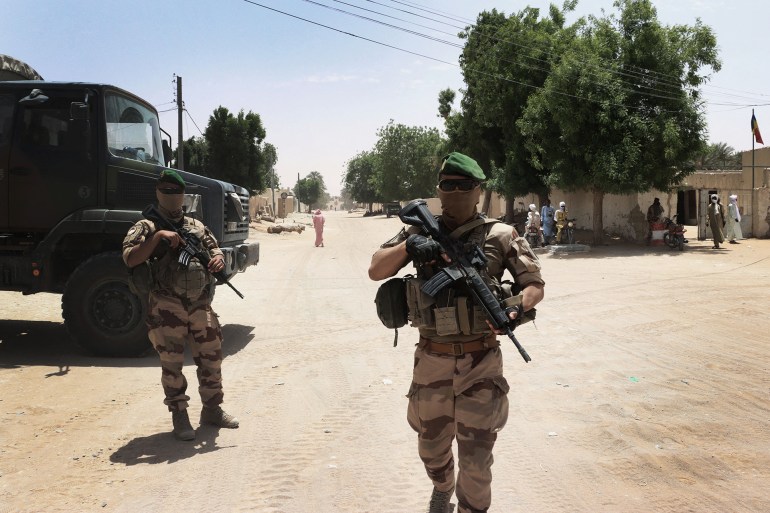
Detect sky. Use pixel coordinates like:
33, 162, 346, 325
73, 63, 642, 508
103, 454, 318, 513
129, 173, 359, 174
3, 0, 769, 196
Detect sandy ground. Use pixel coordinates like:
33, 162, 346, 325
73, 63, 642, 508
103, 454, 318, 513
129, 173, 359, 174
1, 211, 769, 513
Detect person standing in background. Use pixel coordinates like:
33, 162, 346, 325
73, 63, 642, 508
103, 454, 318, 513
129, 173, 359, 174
725, 194, 743, 244
313, 209, 325, 247
122, 170, 239, 441
707, 194, 726, 249
555, 201, 568, 244
540, 198, 555, 245
526, 203, 545, 247
645, 198, 664, 245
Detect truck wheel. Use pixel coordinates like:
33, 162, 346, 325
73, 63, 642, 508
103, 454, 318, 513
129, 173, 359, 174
62, 252, 150, 357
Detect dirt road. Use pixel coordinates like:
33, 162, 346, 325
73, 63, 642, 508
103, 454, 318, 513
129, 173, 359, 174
1, 211, 768, 513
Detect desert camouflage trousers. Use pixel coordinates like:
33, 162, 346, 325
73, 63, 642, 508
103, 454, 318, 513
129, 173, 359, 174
147, 291, 224, 412
407, 342, 510, 513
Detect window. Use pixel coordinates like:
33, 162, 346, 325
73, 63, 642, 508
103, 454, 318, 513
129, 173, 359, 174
105, 92, 163, 165
19, 95, 82, 150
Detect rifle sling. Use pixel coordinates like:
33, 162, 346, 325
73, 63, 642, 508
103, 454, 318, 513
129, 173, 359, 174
447, 217, 498, 240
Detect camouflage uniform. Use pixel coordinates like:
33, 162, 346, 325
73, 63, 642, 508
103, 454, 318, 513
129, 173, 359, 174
381, 217, 544, 513
122, 216, 226, 412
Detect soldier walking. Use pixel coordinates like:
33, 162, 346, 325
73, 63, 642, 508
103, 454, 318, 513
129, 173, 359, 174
122, 170, 239, 441
369, 153, 545, 513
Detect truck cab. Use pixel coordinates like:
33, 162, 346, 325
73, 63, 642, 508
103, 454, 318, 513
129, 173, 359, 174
0, 81, 259, 356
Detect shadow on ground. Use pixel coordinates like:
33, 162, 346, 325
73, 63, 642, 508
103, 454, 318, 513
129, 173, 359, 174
110, 424, 236, 465
0, 320, 255, 368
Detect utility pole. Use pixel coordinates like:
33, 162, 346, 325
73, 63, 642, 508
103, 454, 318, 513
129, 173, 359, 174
177, 75, 184, 170
271, 167, 276, 217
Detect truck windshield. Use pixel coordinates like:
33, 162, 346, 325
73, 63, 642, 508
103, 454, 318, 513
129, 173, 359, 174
105, 92, 164, 165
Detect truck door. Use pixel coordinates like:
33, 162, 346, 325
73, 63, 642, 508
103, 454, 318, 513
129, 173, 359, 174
8, 89, 97, 231
0, 94, 13, 229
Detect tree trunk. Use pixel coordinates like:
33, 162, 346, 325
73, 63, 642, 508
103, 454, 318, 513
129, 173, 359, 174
480, 189, 492, 215
592, 187, 605, 245
505, 196, 515, 223
538, 192, 549, 209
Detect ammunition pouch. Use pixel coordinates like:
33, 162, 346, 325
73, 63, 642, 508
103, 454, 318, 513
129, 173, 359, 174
405, 277, 434, 329
405, 277, 535, 336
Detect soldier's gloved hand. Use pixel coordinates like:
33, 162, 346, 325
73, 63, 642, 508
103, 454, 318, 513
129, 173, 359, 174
405, 234, 444, 264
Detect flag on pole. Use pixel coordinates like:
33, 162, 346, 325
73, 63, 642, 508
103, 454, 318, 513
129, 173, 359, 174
752, 112, 764, 144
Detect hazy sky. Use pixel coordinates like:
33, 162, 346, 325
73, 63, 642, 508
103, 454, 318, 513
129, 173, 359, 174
3, 0, 767, 195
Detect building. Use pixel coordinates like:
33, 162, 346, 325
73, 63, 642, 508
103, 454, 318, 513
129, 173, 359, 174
477, 157, 770, 241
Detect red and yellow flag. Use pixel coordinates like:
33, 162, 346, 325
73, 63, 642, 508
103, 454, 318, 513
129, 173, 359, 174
752, 113, 764, 145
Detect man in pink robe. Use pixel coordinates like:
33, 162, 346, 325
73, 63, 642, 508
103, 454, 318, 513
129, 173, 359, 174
312, 209, 325, 247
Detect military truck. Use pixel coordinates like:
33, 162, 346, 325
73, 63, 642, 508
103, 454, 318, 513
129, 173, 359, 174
0, 55, 259, 356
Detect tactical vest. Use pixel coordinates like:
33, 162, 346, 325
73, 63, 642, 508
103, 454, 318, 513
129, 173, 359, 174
149, 217, 214, 299
406, 217, 508, 337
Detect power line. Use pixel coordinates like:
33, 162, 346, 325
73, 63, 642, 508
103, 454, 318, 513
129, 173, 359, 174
380, 0, 770, 106
184, 109, 205, 136
240, 0, 688, 114
241, 0, 459, 65
243, 0, 769, 112
378, 0, 473, 25
301, 0, 761, 106
298, 0, 461, 47
374, 0, 770, 105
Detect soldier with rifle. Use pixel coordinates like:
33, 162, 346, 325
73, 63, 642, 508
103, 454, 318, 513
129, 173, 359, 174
122, 169, 239, 441
369, 152, 545, 513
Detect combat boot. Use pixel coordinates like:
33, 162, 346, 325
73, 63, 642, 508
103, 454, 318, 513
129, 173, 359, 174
426, 487, 453, 513
171, 409, 196, 441
200, 406, 240, 428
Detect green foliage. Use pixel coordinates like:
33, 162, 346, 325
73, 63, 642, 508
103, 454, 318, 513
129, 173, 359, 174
294, 171, 328, 210
519, 0, 720, 196
437, 89, 455, 120
344, 151, 381, 208
342, 121, 445, 206
178, 136, 208, 176
262, 143, 280, 188
374, 121, 444, 201
456, 5, 578, 198
693, 142, 741, 170
204, 106, 270, 193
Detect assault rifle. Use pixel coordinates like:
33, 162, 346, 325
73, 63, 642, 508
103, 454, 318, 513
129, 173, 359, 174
142, 205, 245, 299
399, 200, 531, 362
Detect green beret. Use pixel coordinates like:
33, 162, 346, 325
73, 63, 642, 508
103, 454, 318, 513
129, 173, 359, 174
157, 169, 185, 189
439, 152, 486, 181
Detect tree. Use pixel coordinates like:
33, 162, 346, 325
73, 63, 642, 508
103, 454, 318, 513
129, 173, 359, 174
374, 121, 444, 201
519, 0, 720, 243
262, 143, 280, 188
693, 142, 740, 170
343, 150, 381, 211
294, 171, 327, 211
178, 136, 208, 175
457, 3, 578, 216
205, 106, 268, 193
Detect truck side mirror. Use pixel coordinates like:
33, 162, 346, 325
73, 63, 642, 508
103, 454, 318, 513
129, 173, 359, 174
19, 88, 49, 105
162, 139, 172, 167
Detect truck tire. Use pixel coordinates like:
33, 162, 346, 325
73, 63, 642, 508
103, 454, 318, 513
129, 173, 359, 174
62, 252, 150, 357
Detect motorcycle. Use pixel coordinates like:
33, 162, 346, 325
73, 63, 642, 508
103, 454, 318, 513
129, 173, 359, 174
525, 224, 543, 248
662, 215, 686, 251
